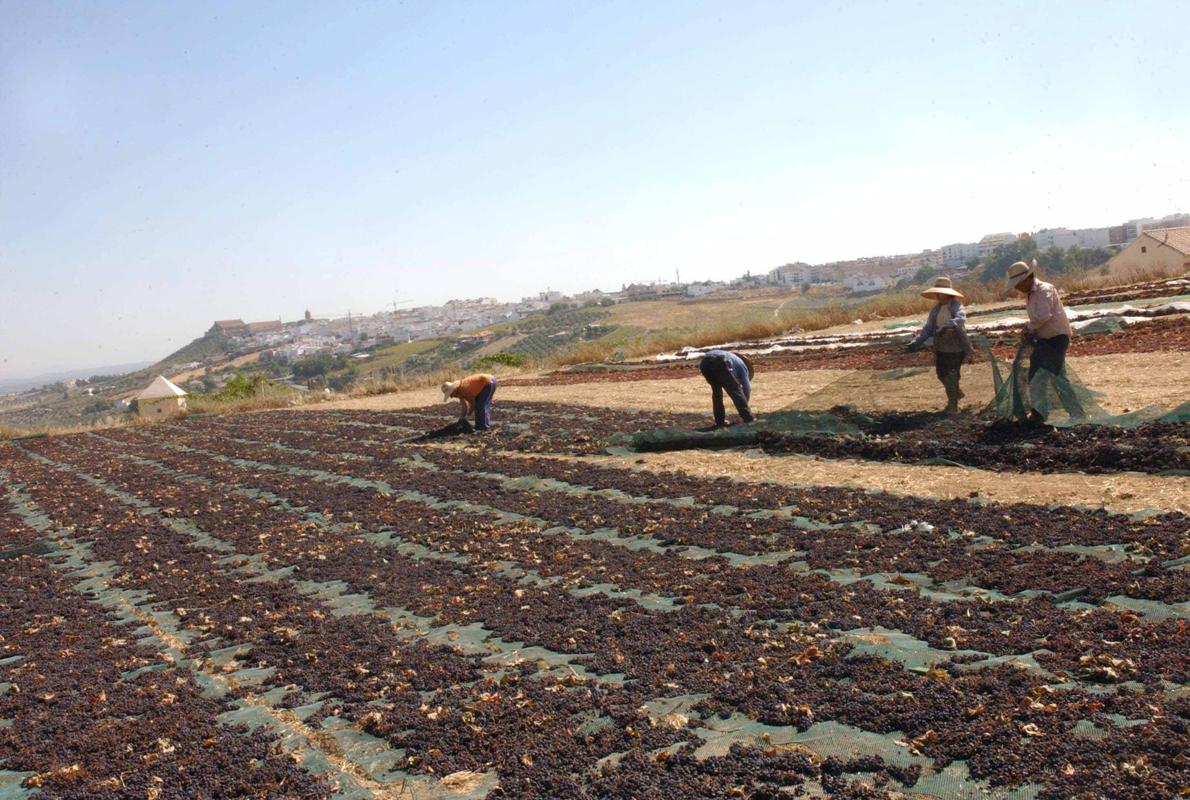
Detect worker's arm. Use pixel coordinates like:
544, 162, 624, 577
458, 397, 472, 418
908, 307, 937, 349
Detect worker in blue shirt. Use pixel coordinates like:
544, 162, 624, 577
698, 350, 755, 427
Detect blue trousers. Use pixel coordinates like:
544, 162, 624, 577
474, 378, 497, 430
698, 356, 753, 426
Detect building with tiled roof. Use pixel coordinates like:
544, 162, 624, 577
1106, 227, 1190, 277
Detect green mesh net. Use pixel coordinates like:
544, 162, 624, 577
622, 331, 1188, 452
982, 335, 1099, 426
980, 334, 1190, 428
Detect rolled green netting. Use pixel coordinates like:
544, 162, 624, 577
1073, 316, 1126, 336
615, 408, 868, 453
874, 366, 931, 381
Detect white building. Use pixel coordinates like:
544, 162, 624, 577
769, 262, 835, 286
686, 281, 726, 297
977, 232, 1018, 257
941, 242, 981, 268
1033, 227, 1111, 250
135, 376, 187, 418
844, 274, 888, 293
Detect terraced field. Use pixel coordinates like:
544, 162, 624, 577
2, 401, 1187, 799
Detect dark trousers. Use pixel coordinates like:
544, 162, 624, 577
934, 351, 965, 404
699, 356, 753, 426
1028, 335, 1069, 381
1027, 335, 1081, 418
934, 351, 965, 383
474, 379, 497, 430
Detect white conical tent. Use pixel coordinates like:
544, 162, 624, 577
136, 375, 187, 401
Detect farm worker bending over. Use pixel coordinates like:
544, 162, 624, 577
905, 276, 974, 414
442, 373, 498, 431
1006, 260, 1081, 423
698, 350, 755, 428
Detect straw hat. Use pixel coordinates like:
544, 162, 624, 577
739, 353, 755, 380
1005, 259, 1036, 290
921, 276, 963, 300
441, 381, 459, 402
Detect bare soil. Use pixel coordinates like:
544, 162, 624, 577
313, 351, 1190, 418
572, 449, 1190, 514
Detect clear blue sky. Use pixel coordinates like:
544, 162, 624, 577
2, 0, 1188, 377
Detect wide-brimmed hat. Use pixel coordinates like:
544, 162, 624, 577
441, 381, 459, 402
1005, 259, 1037, 290
921, 276, 963, 300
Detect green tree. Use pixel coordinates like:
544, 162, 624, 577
978, 236, 1038, 284
82, 398, 111, 415
474, 353, 526, 369
293, 353, 336, 379
913, 265, 939, 284
327, 364, 358, 391
218, 372, 269, 399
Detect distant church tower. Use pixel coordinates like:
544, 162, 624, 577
304, 308, 312, 321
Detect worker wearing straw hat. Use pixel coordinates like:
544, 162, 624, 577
441, 373, 497, 431
1006, 259, 1076, 422
906, 276, 974, 414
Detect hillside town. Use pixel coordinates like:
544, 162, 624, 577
192, 211, 1189, 367
3, 211, 1187, 419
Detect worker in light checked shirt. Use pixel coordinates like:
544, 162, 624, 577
1005, 259, 1081, 423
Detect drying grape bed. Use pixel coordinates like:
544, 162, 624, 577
1, 406, 1187, 800
321, 401, 1190, 476
756, 411, 1190, 475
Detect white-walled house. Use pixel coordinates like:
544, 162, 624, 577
135, 375, 187, 418
844, 274, 888, 293
686, 281, 726, 297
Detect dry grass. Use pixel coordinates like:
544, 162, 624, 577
186, 392, 304, 415
544, 267, 1190, 371
1064, 264, 1189, 294
546, 281, 1005, 368
0, 416, 140, 439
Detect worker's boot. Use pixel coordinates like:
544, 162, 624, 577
942, 374, 961, 415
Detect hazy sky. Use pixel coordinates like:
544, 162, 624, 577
2, 1, 1188, 377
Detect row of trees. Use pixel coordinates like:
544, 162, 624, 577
976, 236, 1113, 284
904, 236, 1115, 289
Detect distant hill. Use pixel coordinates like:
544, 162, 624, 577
0, 361, 154, 394
145, 330, 231, 375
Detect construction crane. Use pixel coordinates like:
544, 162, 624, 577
391, 296, 417, 314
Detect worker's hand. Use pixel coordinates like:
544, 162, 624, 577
1019, 325, 1032, 342
905, 341, 922, 353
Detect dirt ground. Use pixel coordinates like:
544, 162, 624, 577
305, 350, 1188, 514
568, 450, 1190, 515
311, 350, 1189, 417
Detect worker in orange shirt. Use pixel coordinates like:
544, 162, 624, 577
441, 373, 497, 431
